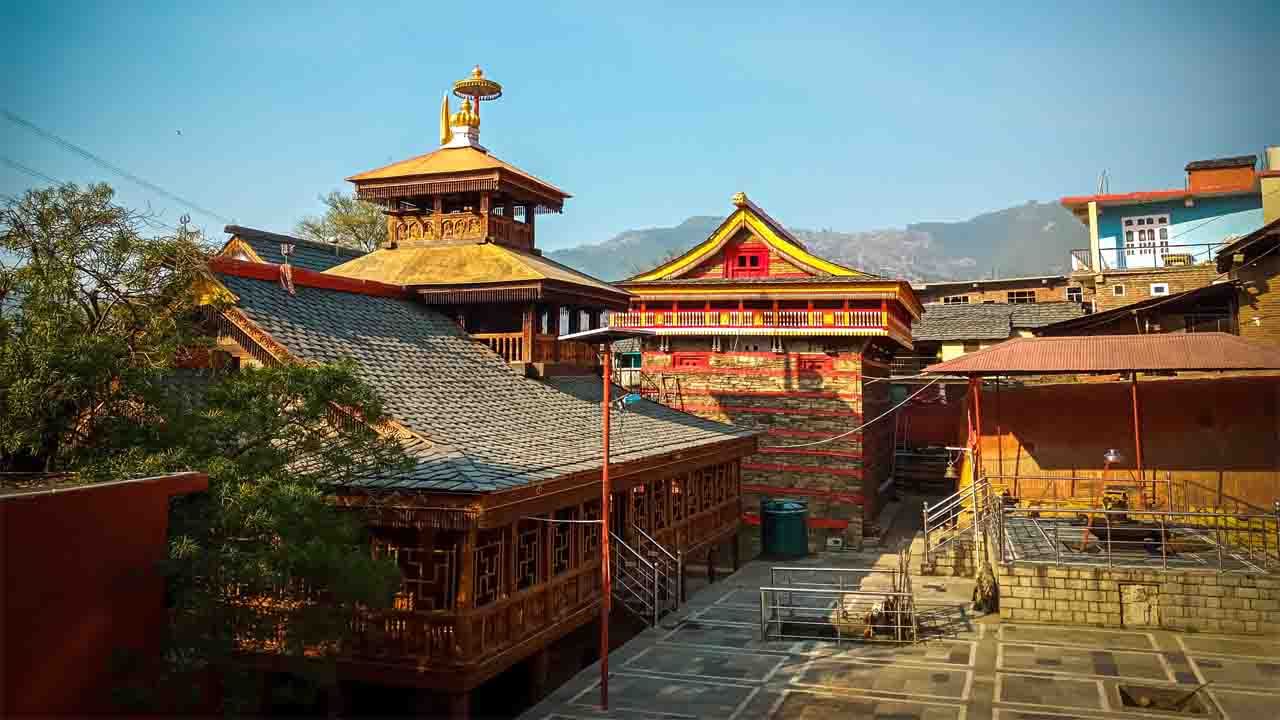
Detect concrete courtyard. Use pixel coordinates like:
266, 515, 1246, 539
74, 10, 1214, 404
520, 533, 1280, 720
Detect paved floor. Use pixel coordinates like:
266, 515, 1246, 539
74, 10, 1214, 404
520, 542, 1280, 720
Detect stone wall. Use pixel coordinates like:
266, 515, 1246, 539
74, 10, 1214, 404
642, 341, 873, 548
917, 279, 1070, 306
1072, 264, 1219, 313
998, 564, 1280, 634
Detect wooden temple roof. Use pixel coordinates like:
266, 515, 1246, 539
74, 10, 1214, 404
322, 243, 631, 309
219, 225, 367, 273
347, 145, 570, 213
207, 259, 755, 495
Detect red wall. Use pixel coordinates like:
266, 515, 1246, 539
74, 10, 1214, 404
1, 472, 207, 716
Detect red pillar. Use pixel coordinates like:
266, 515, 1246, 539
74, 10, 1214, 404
599, 344, 612, 710
1131, 374, 1145, 506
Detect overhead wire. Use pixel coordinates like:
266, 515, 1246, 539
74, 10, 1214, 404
774, 376, 942, 448
3, 109, 233, 225
2, 154, 181, 233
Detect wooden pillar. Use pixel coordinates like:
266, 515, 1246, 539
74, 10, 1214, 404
479, 192, 491, 240
506, 523, 517, 600
433, 196, 443, 216
522, 303, 535, 363
448, 691, 471, 720
706, 545, 717, 583
456, 525, 478, 657
731, 535, 740, 572
529, 647, 551, 703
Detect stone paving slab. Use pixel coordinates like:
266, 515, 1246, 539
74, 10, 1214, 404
521, 549, 1280, 720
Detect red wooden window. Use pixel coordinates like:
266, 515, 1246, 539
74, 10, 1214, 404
726, 246, 769, 278
672, 352, 710, 369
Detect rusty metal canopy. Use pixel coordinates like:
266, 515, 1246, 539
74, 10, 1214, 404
923, 333, 1280, 376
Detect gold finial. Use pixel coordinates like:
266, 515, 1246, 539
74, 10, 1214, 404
732, 191, 748, 208
453, 66, 503, 101
440, 94, 454, 145
471, 65, 484, 78
451, 97, 480, 128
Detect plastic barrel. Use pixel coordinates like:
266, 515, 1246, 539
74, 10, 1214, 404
760, 499, 809, 559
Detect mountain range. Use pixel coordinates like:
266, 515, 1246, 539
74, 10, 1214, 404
547, 201, 1087, 283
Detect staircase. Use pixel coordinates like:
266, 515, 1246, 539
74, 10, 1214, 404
609, 526, 682, 626
893, 449, 954, 495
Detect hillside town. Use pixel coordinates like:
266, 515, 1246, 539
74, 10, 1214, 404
3, 48, 1280, 720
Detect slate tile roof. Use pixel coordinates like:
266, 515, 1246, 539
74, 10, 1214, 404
912, 302, 1087, 342
215, 272, 754, 493
223, 225, 367, 273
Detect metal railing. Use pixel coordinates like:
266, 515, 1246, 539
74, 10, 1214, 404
1069, 242, 1227, 274
760, 559, 917, 644
610, 529, 681, 626
997, 505, 1280, 574
921, 477, 994, 569
632, 524, 682, 614
890, 355, 940, 375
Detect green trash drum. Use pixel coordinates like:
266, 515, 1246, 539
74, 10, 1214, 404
760, 499, 809, 559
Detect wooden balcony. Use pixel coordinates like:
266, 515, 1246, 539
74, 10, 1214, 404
473, 332, 599, 366
609, 309, 886, 332
388, 211, 533, 248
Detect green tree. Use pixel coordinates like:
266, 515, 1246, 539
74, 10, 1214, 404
1, 184, 408, 713
296, 190, 386, 252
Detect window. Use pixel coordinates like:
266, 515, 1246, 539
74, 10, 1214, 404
1113, 285, 1126, 297
1007, 290, 1036, 304
726, 247, 769, 278
1066, 286, 1083, 303
942, 295, 970, 305
796, 356, 833, 373
1122, 214, 1170, 257
1149, 283, 1170, 297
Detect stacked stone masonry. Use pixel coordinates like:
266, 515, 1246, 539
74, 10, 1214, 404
643, 346, 877, 549
997, 565, 1280, 635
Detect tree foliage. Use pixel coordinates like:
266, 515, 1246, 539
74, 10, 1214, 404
1, 184, 408, 713
295, 190, 386, 252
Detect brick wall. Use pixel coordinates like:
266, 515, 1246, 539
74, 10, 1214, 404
918, 280, 1070, 306
1236, 253, 1280, 347
642, 343, 873, 545
998, 564, 1280, 634
1078, 265, 1219, 313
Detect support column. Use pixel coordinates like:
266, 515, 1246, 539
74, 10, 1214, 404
731, 536, 740, 572
448, 691, 471, 720
522, 303, 535, 363
479, 192, 491, 241
456, 525, 478, 658
1131, 373, 1146, 506
529, 647, 551, 703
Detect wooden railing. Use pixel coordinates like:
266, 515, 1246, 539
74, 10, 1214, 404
610, 309, 885, 329
475, 332, 600, 367
489, 214, 533, 249
473, 332, 526, 362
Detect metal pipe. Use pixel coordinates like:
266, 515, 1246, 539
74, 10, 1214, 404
1131, 374, 1146, 507
599, 343, 611, 711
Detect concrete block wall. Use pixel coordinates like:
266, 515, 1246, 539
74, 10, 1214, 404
998, 565, 1280, 634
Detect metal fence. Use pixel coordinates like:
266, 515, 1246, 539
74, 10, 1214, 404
997, 505, 1280, 574
760, 561, 917, 644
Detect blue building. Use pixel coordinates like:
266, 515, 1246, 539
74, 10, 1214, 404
1062, 153, 1267, 312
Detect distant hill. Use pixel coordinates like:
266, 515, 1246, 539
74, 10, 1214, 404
547, 201, 1085, 283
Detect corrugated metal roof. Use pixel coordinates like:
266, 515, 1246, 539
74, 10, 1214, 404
924, 333, 1280, 375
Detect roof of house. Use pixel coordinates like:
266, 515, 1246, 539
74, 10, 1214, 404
911, 302, 1087, 342
1215, 216, 1280, 271
924, 333, 1280, 375
913, 274, 1066, 291
1186, 155, 1256, 171
220, 225, 367, 273
1036, 282, 1239, 336
322, 243, 630, 306
212, 266, 753, 493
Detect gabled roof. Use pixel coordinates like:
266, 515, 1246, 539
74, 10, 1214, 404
219, 225, 367, 273
924, 333, 1280, 376
323, 243, 630, 308
346, 145, 569, 212
210, 263, 752, 493
1215, 215, 1280, 272
1036, 282, 1238, 336
625, 193, 877, 283
1186, 155, 1256, 171
912, 302, 1086, 342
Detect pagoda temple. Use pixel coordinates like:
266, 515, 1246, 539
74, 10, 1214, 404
326, 66, 629, 372
614, 193, 921, 545
201, 68, 757, 717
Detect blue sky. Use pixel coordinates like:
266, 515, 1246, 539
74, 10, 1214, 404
2, 1, 1276, 251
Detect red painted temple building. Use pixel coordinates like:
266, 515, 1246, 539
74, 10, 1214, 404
203, 68, 757, 717
614, 193, 921, 545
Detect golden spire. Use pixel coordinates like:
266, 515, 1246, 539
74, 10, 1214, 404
439, 94, 454, 146
450, 98, 480, 128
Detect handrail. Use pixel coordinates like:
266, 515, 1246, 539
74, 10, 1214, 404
631, 523, 677, 565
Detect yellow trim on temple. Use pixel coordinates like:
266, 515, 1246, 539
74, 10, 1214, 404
217, 236, 265, 264
629, 196, 874, 282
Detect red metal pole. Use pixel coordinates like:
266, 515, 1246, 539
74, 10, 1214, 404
1130, 373, 1145, 506
600, 344, 611, 710
971, 377, 983, 478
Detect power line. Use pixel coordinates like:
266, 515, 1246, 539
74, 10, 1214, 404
774, 376, 943, 448
1, 155, 180, 233
3, 109, 233, 225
